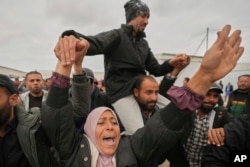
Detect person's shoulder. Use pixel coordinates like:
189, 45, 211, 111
16, 106, 41, 125
19, 91, 30, 97
227, 114, 250, 127
18, 91, 30, 101
214, 106, 228, 112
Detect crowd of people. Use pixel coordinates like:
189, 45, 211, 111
0, 0, 249, 167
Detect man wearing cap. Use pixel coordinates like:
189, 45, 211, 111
72, 67, 115, 132
165, 83, 234, 167
82, 68, 112, 111
59, 0, 189, 135
0, 74, 61, 167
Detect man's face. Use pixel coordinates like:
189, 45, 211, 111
25, 74, 44, 95
14, 78, 20, 86
128, 11, 149, 33
200, 89, 220, 114
0, 87, 16, 127
45, 79, 51, 88
134, 78, 158, 111
95, 110, 120, 156
237, 76, 250, 91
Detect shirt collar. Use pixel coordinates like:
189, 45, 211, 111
121, 24, 146, 39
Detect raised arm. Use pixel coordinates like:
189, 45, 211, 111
130, 24, 245, 162
41, 37, 90, 161
167, 25, 244, 111
159, 54, 190, 98
187, 25, 243, 95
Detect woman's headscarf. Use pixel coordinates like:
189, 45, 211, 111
84, 106, 119, 167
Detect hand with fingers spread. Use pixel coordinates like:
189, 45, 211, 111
199, 25, 244, 82
187, 25, 244, 95
207, 128, 225, 146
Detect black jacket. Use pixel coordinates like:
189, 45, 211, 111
166, 107, 234, 167
90, 85, 111, 111
158, 76, 234, 167
62, 24, 173, 103
41, 73, 193, 167
201, 114, 250, 167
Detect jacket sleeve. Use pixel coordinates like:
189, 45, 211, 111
70, 74, 91, 127
130, 102, 192, 162
145, 51, 174, 76
61, 29, 121, 55
221, 110, 235, 126
201, 115, 250, 167
159, 75, 177, 99
130, 84, 206, 162
41, 75, 90, 161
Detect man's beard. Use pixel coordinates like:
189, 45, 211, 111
199, 104, 214, 114
31, 88, 43, 95
0, 103, 12, 126
138, 101, 156, 112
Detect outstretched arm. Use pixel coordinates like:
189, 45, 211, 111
159, 54, 190, 98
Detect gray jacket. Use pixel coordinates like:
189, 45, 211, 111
18, 90, 48, 111
15, 106, 60, 167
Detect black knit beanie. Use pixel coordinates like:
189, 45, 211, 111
124, 0, 150, 23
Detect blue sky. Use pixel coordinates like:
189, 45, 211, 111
1, 0, 249, 72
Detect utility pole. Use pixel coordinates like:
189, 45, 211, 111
206, 27, 209, 50
193, 27, 209, 55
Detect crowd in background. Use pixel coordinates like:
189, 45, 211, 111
0, 0, 249, 167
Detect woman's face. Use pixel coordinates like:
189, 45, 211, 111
95, 110, 120, 155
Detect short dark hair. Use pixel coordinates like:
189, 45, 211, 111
184, 77, 190, 82
45, 78, 51, 82
25, 71, 43, 80
133, 75, 157, 90
238, 74, 250, 80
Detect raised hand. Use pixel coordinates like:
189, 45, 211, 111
54, 35, 89, 67
168, 53, 189, 67
199, 25, 244, 82
187, 25, 245, 95
54, 36, 89, 76
170, 54, 190, 76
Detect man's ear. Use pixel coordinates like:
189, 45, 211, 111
9, 94, 18, 106
133, 88, 139, 97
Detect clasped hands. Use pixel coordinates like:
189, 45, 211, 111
54, 36, 90, 66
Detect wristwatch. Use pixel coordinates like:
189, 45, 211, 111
166, 73, 177, 80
